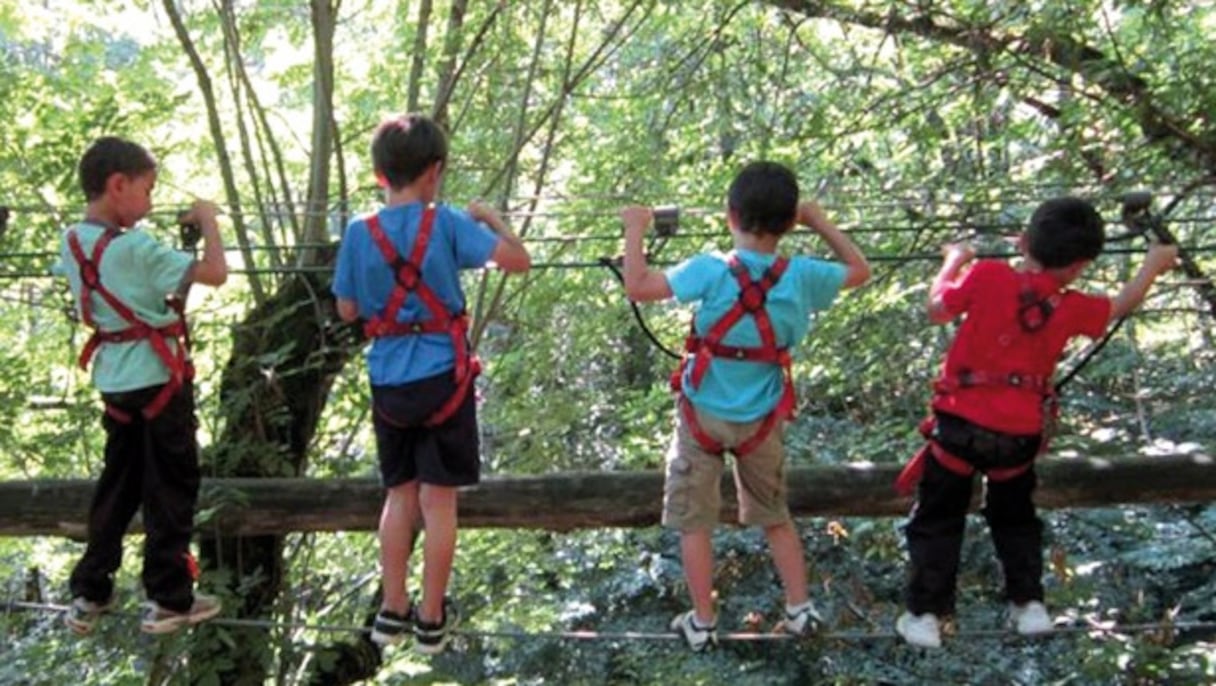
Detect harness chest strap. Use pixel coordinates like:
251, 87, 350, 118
674, 255, 794, 457
363, 208, 478, 427
67, 228, 193, 422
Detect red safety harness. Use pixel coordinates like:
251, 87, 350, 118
364, 207, 479, 427
68, 226, 193, 423
671, 255, 794, 457
895, 279, 1065, 495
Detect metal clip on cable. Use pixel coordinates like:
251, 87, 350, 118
177, 209, 202, 252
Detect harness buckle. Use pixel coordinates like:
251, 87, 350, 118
395, 260, 422, 290
80, 262, 100, 288
739, 282, 767, 312
411, 322, 424, 333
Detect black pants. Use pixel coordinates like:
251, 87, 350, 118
905, 416, 1044, 616
68, 383, 200, 612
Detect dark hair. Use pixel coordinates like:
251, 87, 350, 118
371, 114, 448, 190
727, 161, 799, 236
78, 137, 157, 201
1026, 196, 1105, 268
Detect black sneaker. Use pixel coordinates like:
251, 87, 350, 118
370, 606, 414, 646
65, 596, 114, 636
414, 597, 460, 655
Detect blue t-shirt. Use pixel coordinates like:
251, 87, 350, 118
666, 249, 847, 422
58, 223, 195, 393
333, 202, 499, 385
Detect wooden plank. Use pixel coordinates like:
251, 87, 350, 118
1, 453, 1212, 537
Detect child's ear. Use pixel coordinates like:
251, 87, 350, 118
106, 172, 127, 196
726, 206, 740, 231
374, 171, 389, 188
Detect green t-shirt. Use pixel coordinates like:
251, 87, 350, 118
58, 222, 195, 393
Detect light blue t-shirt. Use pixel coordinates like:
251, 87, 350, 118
332, 202, 500, 386
58, 222, 195, 393
666, 249, 847, 422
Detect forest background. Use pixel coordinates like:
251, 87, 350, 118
0, 0, 1214, 684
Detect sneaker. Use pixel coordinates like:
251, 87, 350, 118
670, 610, 718, 652
1009, 601, 1052, 636
370, 605, 414, 646
65, 596, 114, 635
896, 611, 942, 648
141, 593, 222, 634
414, 597, 460, 655
778, 600, 823, 636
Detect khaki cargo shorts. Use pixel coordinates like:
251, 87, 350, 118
661, 401, 791, 531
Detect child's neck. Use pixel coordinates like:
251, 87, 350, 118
1018, 257, 1070, 286
384, 184, 433, 208
731, 231, 780, 254
84, 200, 123, 230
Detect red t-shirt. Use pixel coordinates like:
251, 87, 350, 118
931, 260, 1112, 435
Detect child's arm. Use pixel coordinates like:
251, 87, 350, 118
336, 298, 359, 322
621, 205, 673, 302
468, 201, 531, 273
798, 201, 870, 288
183, 200, 228, 287
1110, 243, 1179, 319
927, 243, 975, 324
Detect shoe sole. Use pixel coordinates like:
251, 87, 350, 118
141, 604, 222, 634
65, 617, 94, 636
370, 629, 410, 646
414, 636, 451, 655
1014, 624, 1053, 636
65, 604, 113, 636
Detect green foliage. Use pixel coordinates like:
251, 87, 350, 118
1, 0, 1215, 683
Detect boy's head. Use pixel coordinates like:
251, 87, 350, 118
1025, 196, 1105, 269
371, 114, 447, 193
727, 161, 799, 236
78, 137, 158, 228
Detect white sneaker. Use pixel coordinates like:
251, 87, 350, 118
896, 611, 942, 648
670, 610, 717, 652
1009, 601, 1052, 636
65, 596, 114, 636
778, 600, 823, 636
141, 593, 222, 634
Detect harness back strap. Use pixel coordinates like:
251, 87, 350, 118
363, 208, 478, 427
674, 255, 794, 456
67, 228, 192, 422
894, 416, 1034, 496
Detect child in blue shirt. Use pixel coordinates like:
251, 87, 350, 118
621, 161, 869, 650
333, 114, 529, 653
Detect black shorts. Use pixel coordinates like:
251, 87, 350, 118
371, 371, 480, 488
932, 411, 1041, 472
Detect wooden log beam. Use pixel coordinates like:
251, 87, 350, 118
1, 453, 1212, 537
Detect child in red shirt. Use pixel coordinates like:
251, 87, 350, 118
897, 196, 1178, 648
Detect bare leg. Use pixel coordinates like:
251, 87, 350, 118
418, 484, 458, 624
764, 521, 809, 606
379, 480, 421, 615
680, 529, 716, 624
